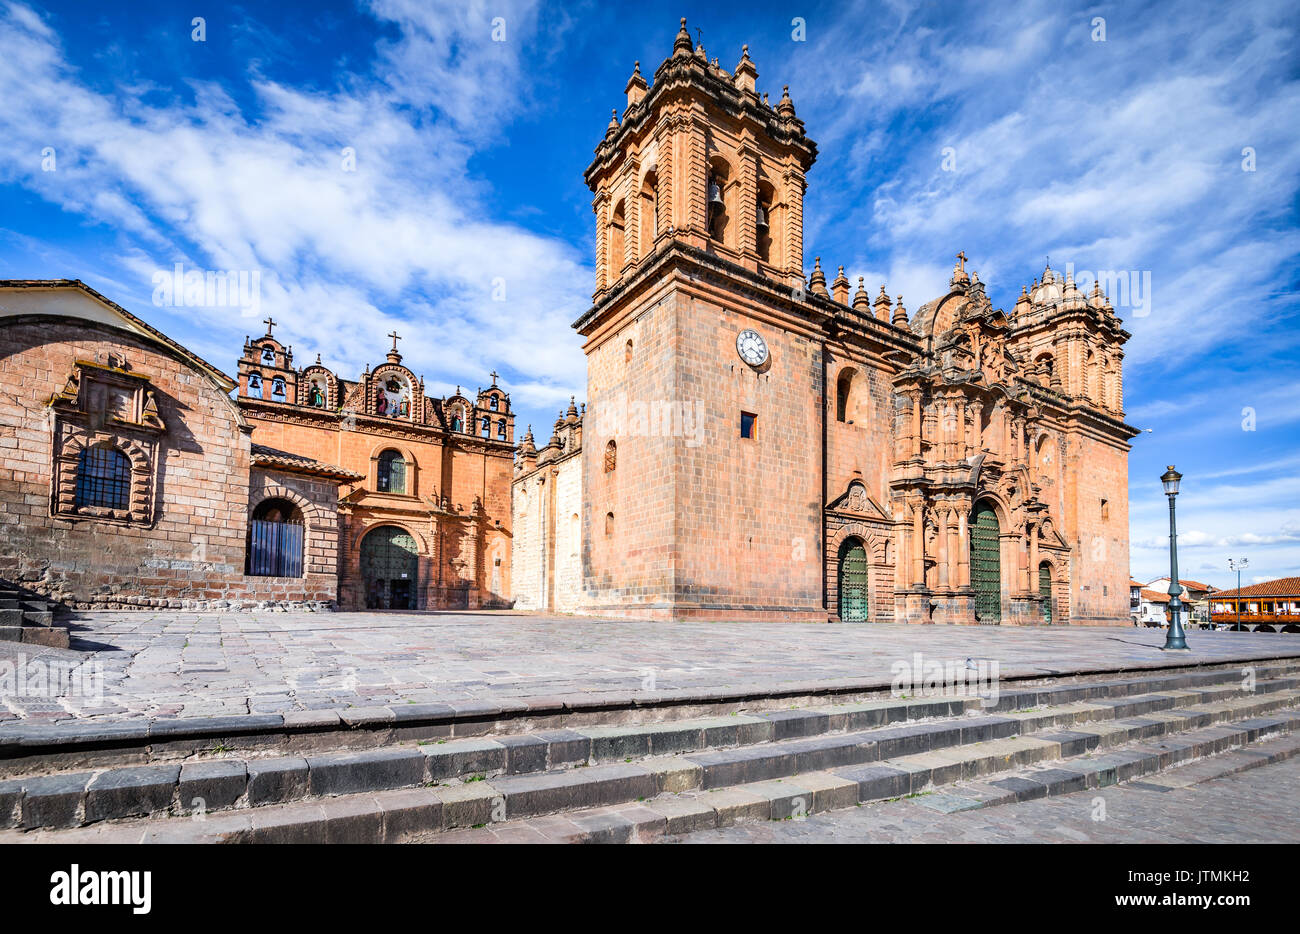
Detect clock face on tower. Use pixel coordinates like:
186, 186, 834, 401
736, 329, 769, 367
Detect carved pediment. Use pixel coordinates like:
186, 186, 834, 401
827, 481, 889, 519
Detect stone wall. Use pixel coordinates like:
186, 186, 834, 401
0, 315, 336, 610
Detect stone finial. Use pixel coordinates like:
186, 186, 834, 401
566, 395, 579, 420
1089, 279, 1107, 309
831, 265, 850, 305
893, 295, 909, 326
809, 257, 828, 296
777, 85, 796, 118
734, 44, 758, 94
626, 61, 647, 108
674, 17, 692, 55
853, 277, 870, 312
605, 108, 619, 138
874, 285, 892, 322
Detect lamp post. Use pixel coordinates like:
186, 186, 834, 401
1228, 557, 1248, 632
1161, 466, 1189, 651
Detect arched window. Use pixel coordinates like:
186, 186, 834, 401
625, 339, 633, 363
480, 416, 490, 437
496, 419, 507, 440
604, 440, 617, 472
490, 395, 499, 411
247, 498, 304, 577
377, 449, 407, 494
609, 199, 626, 275
271, 376, 286, 401
640, 170, 658, 255
75, 446, 131, 510
605, 512, 615, 536
836, 369, 859, 423
247, 373, 263, 399
260, 346, 275, 365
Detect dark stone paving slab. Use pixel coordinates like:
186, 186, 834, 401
0, 611, 1297, 725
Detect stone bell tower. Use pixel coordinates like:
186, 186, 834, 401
575, 18, 823, 620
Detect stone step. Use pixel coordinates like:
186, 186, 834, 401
5, 657, 1298, 777
0, 609, 21, 626
449, 726, 1300, 844
20, 604, 52, 626
14, 709, 1300, 844
2, 684, 1296, 834
0, 599, 20, 610
0, 626, 23, 643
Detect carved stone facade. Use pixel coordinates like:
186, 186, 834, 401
236, 327, 516, 610
517, 20, 1138, 625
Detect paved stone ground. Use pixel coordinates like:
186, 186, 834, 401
1, 610, 1298, 722
663, 753, 1300, 844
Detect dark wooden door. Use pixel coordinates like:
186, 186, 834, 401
838, 541, 869, 622
970, 503, 1001, 625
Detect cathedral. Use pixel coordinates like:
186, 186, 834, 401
513, 19, 1138, 625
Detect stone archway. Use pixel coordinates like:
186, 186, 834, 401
970, 501, 1002, 624
360, 525, 419, 610
837, 537, 869, 622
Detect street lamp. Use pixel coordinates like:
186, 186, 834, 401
1161, 466, 1189, 651
1228, 557, 1248, 632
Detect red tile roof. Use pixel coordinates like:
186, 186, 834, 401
1141, 589, 1171, 603
1212, 576, 1300, 599
250, 444, 363, 482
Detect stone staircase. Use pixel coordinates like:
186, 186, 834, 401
2, 659, 1299, 842
0, 579, 67, 648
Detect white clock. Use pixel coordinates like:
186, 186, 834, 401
736, 329, 769, 367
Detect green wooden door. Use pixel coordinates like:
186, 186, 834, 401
838, 540, 869, 622
361, 526, 419, 609
1039, 563, 1053, 624
970, 503, 1001, 625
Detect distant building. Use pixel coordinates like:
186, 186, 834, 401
1146, 577, 1216, 627
1210, 577, 1300, 632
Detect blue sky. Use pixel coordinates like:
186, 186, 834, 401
1, 0, 1297, 588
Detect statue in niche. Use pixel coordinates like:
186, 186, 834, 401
309, 382, 325, 408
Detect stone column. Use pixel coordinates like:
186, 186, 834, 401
783, 164, 806, 283
938, 505, 952, 588
911, 393, 923, 459
912, 498, 925, 588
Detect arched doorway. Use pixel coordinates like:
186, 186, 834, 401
970, 502, 1001, 624
361, 526, 419, 610
1039, 562, 1053, 624
246, 498, 304, 578
838, 538, 869, 622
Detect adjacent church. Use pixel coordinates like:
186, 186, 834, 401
513, 19, 1137, 625
0, 279, 514, 612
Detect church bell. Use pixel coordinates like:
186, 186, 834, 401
708, 180, 724, 208
756, 203, 769, 231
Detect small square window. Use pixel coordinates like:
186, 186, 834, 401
740, 412, 756, 439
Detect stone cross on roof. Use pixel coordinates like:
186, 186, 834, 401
388, 330, 401, 352
263, 317, 276, 336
